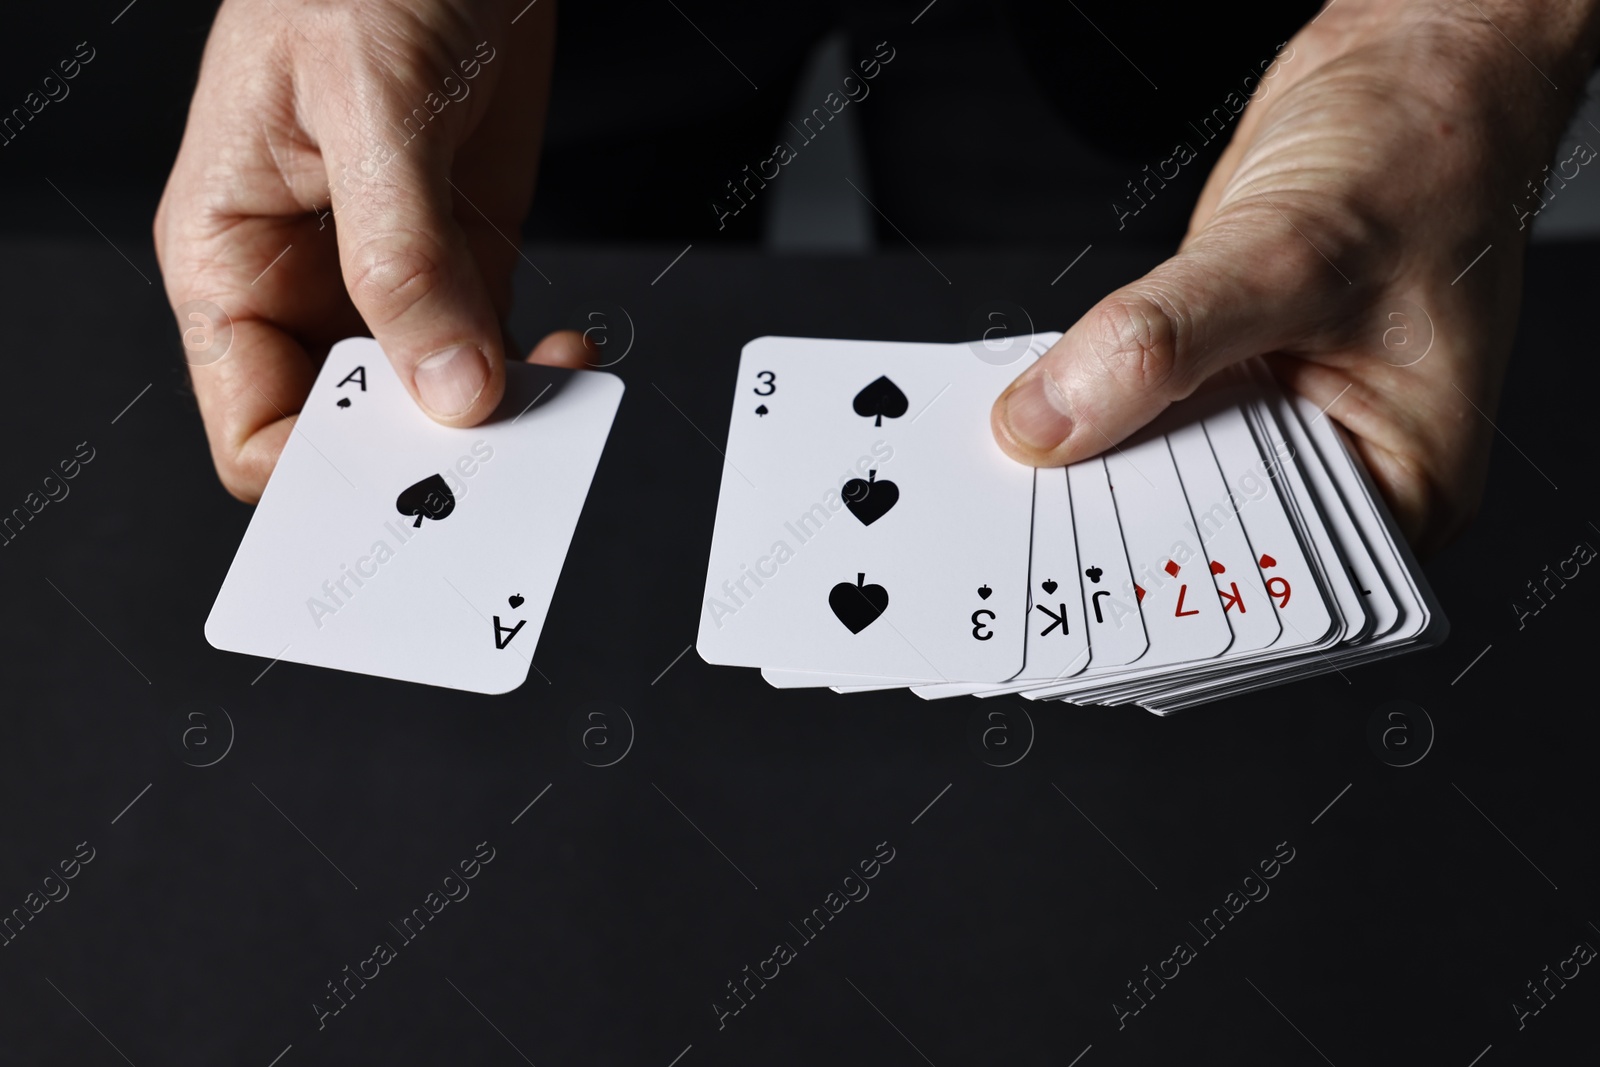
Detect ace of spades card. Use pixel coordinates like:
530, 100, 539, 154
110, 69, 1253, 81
695, 336, 1040, 682
206, 337, 624, 694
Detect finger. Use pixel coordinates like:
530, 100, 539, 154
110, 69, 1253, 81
157, 201, 327, 502
1263, 353, 1480, 556
312, 91, 507, 427
188, 317, 314, 503
525, 329, 596, 369
992, 219, 1342, 466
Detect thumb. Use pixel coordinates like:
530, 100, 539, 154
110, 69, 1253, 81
992, 230, 1334, 465
318, 100, 507, 426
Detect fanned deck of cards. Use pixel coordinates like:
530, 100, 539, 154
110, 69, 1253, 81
206, 337, 623, 694
695, 335, 1446, 713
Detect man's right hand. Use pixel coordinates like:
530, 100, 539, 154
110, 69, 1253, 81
156, 0, 582, 503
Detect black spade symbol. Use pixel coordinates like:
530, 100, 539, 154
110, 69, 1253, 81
842, 470, 899, 526
396, 474, 456, 528
1084, 566, 1103, 584
336, 397, 351, 409
755, 404, 769, 416
977, 584, 992, 599
508, 594, 524, 609
1041, 579, 1058, 594
829, 573, 889, 634
852, 376, 909, 427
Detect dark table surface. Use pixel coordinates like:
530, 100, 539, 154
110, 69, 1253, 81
1, 237, 1596, 1066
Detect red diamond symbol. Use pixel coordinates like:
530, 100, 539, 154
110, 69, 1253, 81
1164, 560, 1180, 577
1134, 584, 1146, 602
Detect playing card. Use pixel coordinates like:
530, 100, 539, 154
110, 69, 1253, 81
1167, 418, 1281, 654
697, 337, 1037, 682
1011, 388, 1340, 703
1065, 455, 1149, 668
1290, 391, 1403, 640
1076, 401, 1345, 708
913, 466, 1090, 698
1314, 418, 1445, 647
206, 338, 623, 694
1248, 385, 1372, 641
758, 466, 1083, 695
1130, 381, 1441, 713
984, 447, 1182, 702
950, 455, 1150, 699
1138, 416, 1447, 714
1102, 432, 1234, 661
708, 334, 1443, 712
1201, 400, 1334, 646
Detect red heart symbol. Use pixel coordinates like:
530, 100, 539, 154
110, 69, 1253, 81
1259, 554, 1277, 569
1210, 560, 1225, 575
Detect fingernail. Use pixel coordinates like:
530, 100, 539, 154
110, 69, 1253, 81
1002, 369, 1074, 451
415, 344, 490, 417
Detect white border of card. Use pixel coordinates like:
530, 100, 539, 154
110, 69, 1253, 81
206, 338, 624, 694
702, 338, 1446, 711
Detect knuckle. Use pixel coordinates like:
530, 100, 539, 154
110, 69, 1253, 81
214, 455, 262, 504
1085, 296, 1183, 396
346, 239, 442, 328
310, 4, 477, 95
206, 395, 288, 506
209, 421, 265, 504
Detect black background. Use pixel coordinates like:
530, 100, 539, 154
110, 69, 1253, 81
2, 240, 1596, 1065
1, 0, 1597, 1064
0, 0, 1317, 242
